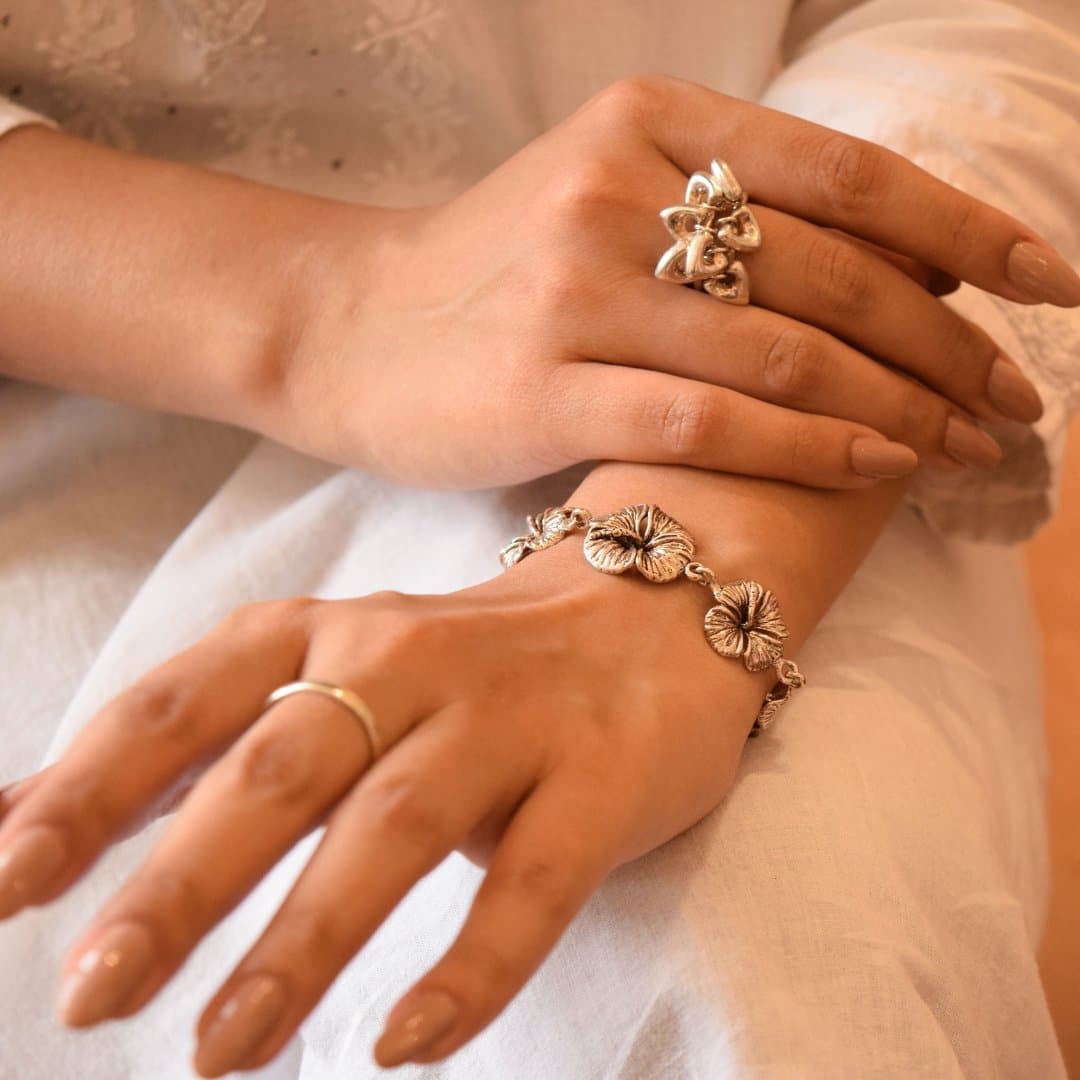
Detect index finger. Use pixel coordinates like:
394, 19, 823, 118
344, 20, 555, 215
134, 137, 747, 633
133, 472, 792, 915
617, 75, 1080, 307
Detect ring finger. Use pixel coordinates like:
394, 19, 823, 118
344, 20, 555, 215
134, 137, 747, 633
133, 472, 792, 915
54, 687, 384, 1028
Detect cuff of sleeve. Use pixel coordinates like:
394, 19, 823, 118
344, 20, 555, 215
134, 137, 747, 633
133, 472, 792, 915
903, 287, 1079, 545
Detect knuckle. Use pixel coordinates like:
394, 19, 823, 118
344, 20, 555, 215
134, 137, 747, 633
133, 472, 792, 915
784, 417, 820, 480
502, 856, 577, 922
760, 326, 823, 406
807, 236, 874, 318
373, 609, 445, 668
548, 156, 628, 226
363, 589, 415, 621
657, 390, 720, 460
895, 385, 945, 447
457, 939, 515, 1000
945, 197, 980, 256
814, 134, 889, 215
44, 772, 113, 843
232, 729, 320, 805
366, 774, 445, 856
588, 74, 669, 125
278, 906, 342, 962
111, 678, 199, 743
133, 866, 206, 933
219, 597, 317, 638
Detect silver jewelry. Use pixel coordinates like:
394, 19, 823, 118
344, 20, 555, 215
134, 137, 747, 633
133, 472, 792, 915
499, 504, 804, 735
654, 158, 762, 305
263, 680, 383, 761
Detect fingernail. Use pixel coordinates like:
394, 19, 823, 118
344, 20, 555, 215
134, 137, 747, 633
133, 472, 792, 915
850, 436, 920, 479
374, 989, 459, 1067
944, 416, 1003, 469
194, 974, 286, 1077
0, 825, 68, 919
1006, 241, 1080, 307
57, 921, 157, 1027
986, 355, 1043, 423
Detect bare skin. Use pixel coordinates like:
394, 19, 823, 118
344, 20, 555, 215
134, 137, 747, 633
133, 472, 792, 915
2, 76, 1073, 493
0, 459, 910, 1075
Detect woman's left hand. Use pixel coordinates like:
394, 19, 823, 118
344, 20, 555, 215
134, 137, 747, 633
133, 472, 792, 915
0, 535, 772, 1075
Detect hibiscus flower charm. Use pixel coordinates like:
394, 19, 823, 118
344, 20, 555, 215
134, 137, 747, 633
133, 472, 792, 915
583, 504, 695, 583
704, 579, 789, 672
498, 502, 805, 735
499, 506, 592, 569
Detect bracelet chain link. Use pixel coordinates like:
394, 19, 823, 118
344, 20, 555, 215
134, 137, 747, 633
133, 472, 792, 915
499, 504, 805, 735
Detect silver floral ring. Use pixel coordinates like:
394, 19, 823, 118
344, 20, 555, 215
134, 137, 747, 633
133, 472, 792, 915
654, 158, 762, 305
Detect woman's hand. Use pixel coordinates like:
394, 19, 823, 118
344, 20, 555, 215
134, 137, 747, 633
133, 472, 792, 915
4, 82, 1068, 491
0, 537, 773, 1076
274, 74, 1067, 489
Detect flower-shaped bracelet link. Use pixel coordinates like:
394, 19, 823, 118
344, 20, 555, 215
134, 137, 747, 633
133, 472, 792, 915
499, 503, 805, 735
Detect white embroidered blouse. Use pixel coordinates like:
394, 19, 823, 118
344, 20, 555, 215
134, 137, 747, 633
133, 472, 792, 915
1, 0, 1078, 542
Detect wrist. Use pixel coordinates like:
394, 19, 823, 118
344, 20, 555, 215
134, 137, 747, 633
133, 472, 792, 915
492, 501, 785, 733
224, 199, 406, 448
568, 460, 913, 652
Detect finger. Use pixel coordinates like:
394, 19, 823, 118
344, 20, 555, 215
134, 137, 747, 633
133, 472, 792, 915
736, 207, 1042, 424
837, 231, 960, 297
190, 702, 540, 1077
0, 765, 58, 824
0, 600, 317, 921
583, 286, 1004, 472
53, 687, 378, 1029
550, 360, 923, 488
372, 772, 619, 1069
53, 598, 452, 1029
619, 75, 1080, 306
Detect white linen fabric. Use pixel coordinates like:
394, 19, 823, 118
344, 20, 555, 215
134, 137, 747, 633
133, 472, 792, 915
0, 1, 1076, 1077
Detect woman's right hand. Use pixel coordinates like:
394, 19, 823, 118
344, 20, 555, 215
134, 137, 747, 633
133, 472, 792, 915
267, 74, 1072, 490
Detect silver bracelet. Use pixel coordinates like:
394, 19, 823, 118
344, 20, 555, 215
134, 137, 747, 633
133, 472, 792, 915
499, 503, 805, 735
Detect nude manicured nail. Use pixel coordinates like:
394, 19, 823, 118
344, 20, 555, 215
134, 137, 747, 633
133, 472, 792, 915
0, 825, 67, 919
194, 974, 286, 1077
944, 416, 1003, 469
986, 355, 1043, 423
1006, 241, 1080, 307
57, 921, 156, 1027
850, 437, 919, 479
374, 989, 459, 1067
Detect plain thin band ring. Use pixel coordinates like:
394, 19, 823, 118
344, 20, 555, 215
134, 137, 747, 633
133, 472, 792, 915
263, 680, 383, 763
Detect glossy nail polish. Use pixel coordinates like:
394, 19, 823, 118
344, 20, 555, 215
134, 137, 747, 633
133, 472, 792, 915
194, 974, 286, 1077
1006, 241, 1080, 307
0, 825, 67, 919
57, 921, 156, 1027
944, 416, 1003, 469
986, 355, 1043, 423
850, 437, 919, 479
374, 989, 459, 1067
